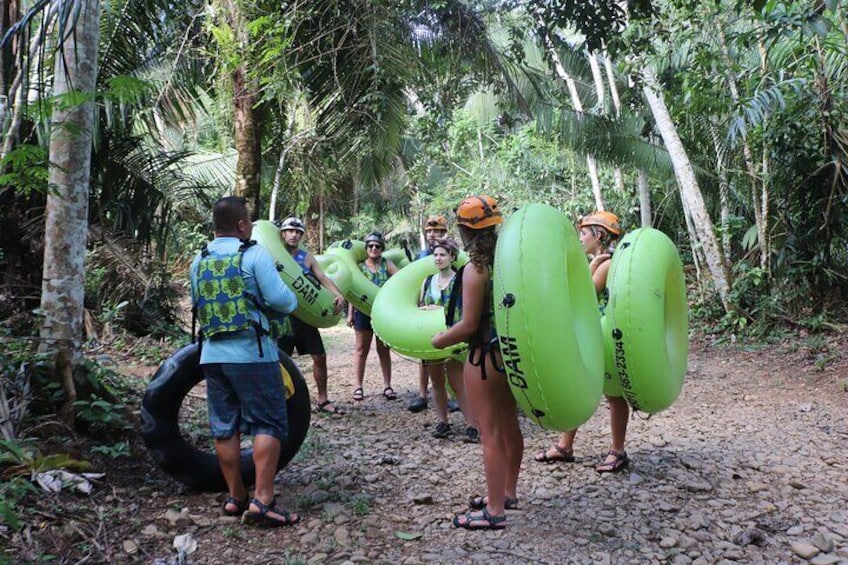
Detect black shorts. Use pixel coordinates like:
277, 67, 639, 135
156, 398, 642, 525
277, 316, 325, 356
352, 310, 373, 332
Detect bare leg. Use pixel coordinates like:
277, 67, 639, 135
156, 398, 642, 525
500, 391, 523, 500
248, 434, 298, 522
445, 359, 473, 426
215, 435, 246, 507
608, 395, 630, 452
596, 395, 631, 471
418, 364, 429, 398
536, 429, 577, 462
408, 363, 429, 411
375, 337, 392, 389
430, 363, 448, 424
311, 353, 330, 404
463, 361, 523, 518
352, 330, 373, 391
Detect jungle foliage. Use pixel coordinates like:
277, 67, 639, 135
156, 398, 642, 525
0, 0, 845, 341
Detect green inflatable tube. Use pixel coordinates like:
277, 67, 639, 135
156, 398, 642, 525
252, 220, 347, 328
604, 227, 688, 413
493, 203, 605, 432
601, 314, 623, 397
315, 253, 353, 298
325, 241, 377, 315
371, 254, 469, 360
325, 239, 408, 316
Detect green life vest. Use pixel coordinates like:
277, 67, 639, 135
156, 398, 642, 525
192, 240, 288, 355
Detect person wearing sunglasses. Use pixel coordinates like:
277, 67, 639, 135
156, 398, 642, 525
277, 216, 347, 415
347, 232, 400, 401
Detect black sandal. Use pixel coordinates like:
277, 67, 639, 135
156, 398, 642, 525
221, 495, 249, 517
315, 400, 344, 415
452, 507, 506, 530
595, 450, 629, 473
534, 444, 575, 463
241, 498, 300, 528
468, 495, 518, 511
353, 388, 364, 401
382, 387, 397, 400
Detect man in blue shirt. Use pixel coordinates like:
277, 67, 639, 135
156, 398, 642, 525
190, 196, 300, 528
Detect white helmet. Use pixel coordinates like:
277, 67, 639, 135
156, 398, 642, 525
278, 216, 306, 233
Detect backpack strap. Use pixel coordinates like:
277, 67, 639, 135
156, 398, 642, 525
445, 264, 465, 327
423, 274, 435, 303
238, 240, 266, 357
191, 243, 210, 345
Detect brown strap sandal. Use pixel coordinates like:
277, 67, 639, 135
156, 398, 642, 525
595, 449, 629, 473
241, 498, 300, 528
452, 507, 506, 530
534, 444, 575, 463
468, 495, 519, 510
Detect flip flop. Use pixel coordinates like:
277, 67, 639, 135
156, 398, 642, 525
382, 387, 397, 400
315, 400, 344, 415
353, 388, 364, 401
534, 444, 575, 464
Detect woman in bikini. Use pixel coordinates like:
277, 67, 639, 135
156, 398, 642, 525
348, 232, 399, 401
534, 211, 631, 473
432, 195, 523, 531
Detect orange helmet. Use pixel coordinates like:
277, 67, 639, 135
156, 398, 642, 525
456, 195, 502, 229
423, 214, 447, 231
579, 211, 621, 236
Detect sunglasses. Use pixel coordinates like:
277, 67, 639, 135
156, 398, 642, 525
366, 244, 383, 250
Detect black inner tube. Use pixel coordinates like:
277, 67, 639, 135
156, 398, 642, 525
140, 344, 311, 492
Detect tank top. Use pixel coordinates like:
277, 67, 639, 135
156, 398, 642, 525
359, 258, 390, 287
292, 249, 311, 274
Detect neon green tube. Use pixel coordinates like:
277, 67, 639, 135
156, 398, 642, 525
325, 240, 377, 315
605, 227, 688, 413
493, 203, 605, 432
371, 254, 469, 360
252, 221, 347, 328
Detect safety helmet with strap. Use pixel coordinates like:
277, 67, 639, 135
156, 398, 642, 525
277, 216, 306, 233
455, 195, 502, 229
579, 211, 621, 236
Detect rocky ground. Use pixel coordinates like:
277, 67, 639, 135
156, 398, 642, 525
3, 327, 847, 564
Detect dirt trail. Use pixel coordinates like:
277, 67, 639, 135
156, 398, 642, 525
5, 328, 847, 564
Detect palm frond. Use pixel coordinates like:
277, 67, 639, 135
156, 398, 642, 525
558, 110, 676, 178
727, 78, 804, 144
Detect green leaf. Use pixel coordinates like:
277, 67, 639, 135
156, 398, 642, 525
394, 531, 423, 541
742, 224, 759, 252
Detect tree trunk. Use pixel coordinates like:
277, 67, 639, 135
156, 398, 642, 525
223, 0, 261, 219
270, 143, 287, 221
637, 168, 651, 227
39, 0, 100, 424
318, 186, 324, 252
709, 120, 732, 259
601, 54, 626, 193
717, 26, 769, 269
232, 65, 261, 218
642, 66, 732, 311
542, 29, 604, 210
